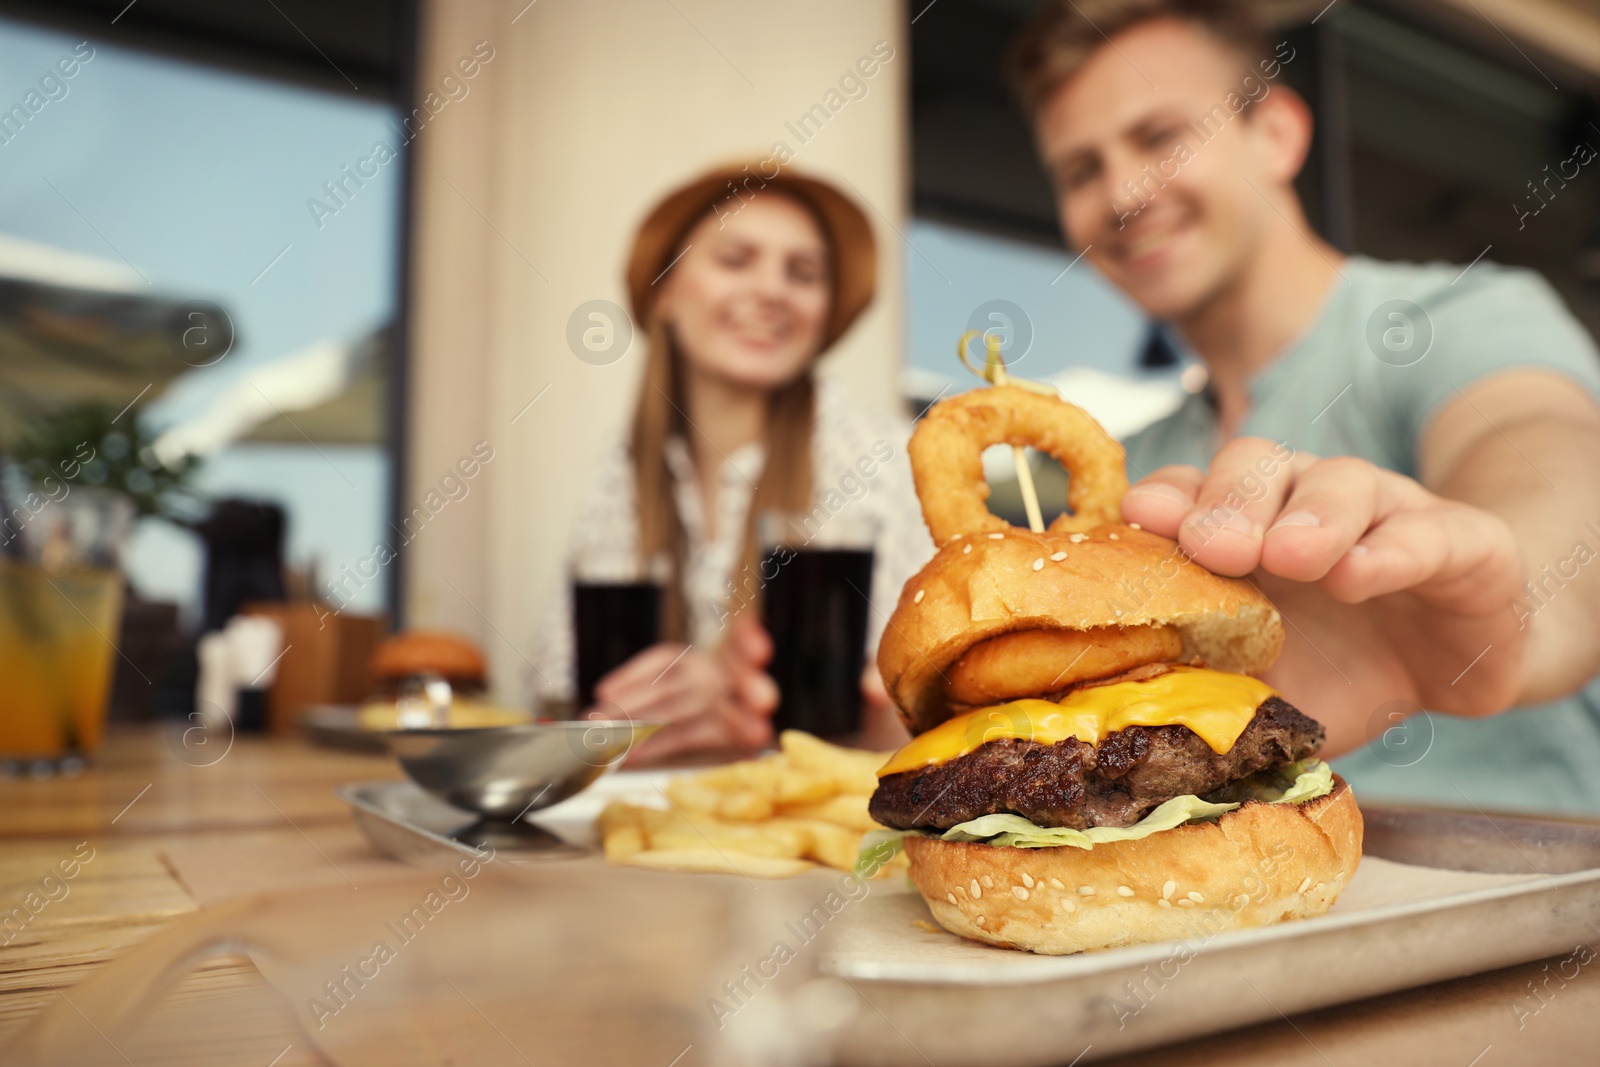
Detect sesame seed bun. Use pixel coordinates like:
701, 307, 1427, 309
903, 775, 1361, 955
877, 524, 1284, 735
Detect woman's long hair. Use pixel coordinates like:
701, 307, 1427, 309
629, 200, 831, 644
630, 321, 817, 643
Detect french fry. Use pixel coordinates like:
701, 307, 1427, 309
786, 819, 863, 871
692, 757, 782, 793
597, 800, 637, 837
602, 825, 645, 862
717, 790, 777, 821
737, 820, 813, 858
647, 822, 809, 860
779, 730, 886, 795
662, 777, 724, 813
779, 793, 881, 832
619, 849, 814, 879
636, 805, 689, 833
691, 756, 836, 807
599, 733, 895, 878
773, 768, 837, 806
665, 778, 776, 821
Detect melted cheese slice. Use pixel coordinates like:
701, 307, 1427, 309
877, 666, 1277, 778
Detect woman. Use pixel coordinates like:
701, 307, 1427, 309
531, 163, 931, 764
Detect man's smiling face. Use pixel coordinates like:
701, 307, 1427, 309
1035, 18, 1287, 320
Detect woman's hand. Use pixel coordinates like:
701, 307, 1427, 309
588, 612, 779, 765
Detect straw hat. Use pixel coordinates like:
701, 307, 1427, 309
625, 162, 878, 347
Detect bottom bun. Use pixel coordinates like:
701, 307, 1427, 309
904, 776, 1362, 955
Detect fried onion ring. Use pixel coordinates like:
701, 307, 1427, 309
909, 385, 1129, 544
943, 624, 1183, 707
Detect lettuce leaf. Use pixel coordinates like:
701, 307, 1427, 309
856, 759, 1333, 868
939, 793, 1242, 850
1275, 759, 1333, 805
1203, 757, 1330, 806
943, 759, 1334, 850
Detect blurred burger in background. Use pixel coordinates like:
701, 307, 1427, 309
369, 630, 488, 697
359, 630, 530, 729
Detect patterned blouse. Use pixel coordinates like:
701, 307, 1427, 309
528, 379, 935, 700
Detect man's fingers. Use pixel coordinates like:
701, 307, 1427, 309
1320, 502, 1520, 612
1173, 438, 1300, 576
1259, 457, 1380, 582
1316, 511, 1443, 605
1120, 465, 1205, 535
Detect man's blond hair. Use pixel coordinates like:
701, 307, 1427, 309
1008, 0, 1272, 113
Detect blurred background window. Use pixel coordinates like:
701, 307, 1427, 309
0, 1, 408, 721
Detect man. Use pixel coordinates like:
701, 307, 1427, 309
1010, 0, 1600, 812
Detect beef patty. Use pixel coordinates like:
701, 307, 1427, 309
868, 697, 1324, 832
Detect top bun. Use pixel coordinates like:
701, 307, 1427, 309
370, 630, 488, 691
878, 524, 1283, 735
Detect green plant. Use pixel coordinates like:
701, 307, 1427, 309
10, 402, 202, 520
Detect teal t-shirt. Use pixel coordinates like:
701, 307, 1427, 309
1124, 255, 1600, 816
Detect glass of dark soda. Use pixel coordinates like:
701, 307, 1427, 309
758, 511, 876, 738
571, 549, 666, 712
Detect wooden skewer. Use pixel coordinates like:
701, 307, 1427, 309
1013, 445, 1047, 534
958, 330, 1046, 533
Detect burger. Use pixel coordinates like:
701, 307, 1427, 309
358, 631, 530, 731
867, 387, 1362, 955
369, 630, 488, 697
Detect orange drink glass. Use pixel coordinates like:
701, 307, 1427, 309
0, 558, 124, 760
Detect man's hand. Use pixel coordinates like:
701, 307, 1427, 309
1120, 437, 1528, 756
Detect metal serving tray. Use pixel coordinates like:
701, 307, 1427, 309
341, 778, 1600, 1066
337, 780, 600, 864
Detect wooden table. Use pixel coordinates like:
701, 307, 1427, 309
2, 726, 1597, 1066
0, 725, 402, 1065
